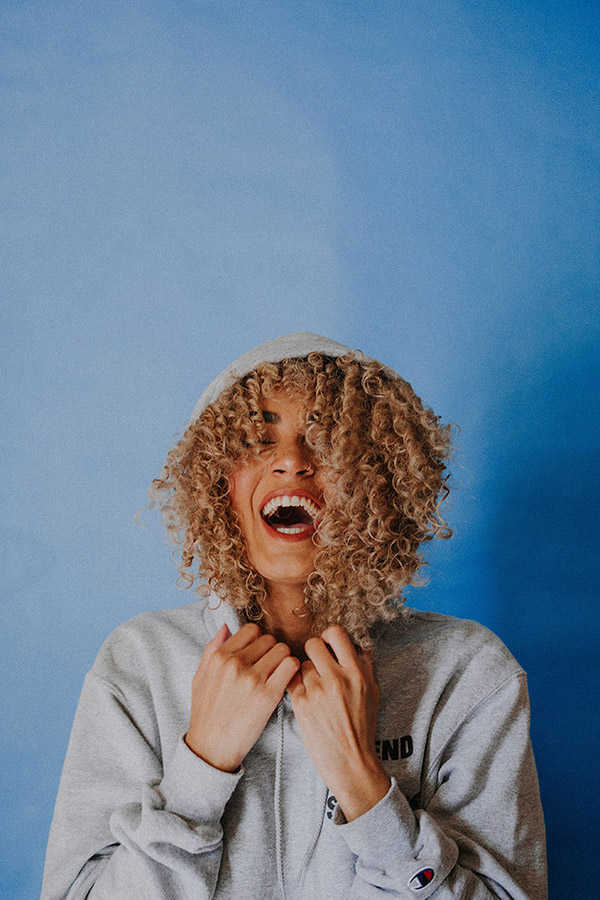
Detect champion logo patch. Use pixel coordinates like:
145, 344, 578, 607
409, 868, 434, 890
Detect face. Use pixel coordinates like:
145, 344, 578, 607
229, 391, 325, 593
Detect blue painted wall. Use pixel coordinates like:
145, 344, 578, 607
2, 2, 598, 896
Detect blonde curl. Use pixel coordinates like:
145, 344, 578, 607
147, 353, 454, 648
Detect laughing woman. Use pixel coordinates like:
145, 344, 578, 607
42, 333, 547, 900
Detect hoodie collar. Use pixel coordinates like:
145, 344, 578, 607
202, 597, 246, 639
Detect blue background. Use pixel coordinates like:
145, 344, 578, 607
2, 2, 598, 897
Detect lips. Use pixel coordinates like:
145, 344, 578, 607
259, 489, 322, 542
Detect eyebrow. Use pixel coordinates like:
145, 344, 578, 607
262, 410, 280, 424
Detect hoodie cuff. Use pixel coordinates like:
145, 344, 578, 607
333, 778, 416, 853
334, 778, 458, 898
158, 735, 244, 825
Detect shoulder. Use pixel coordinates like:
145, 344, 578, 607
90, 600, 214, 689
375, 609, 526, 729
411, 608, 518, 662
380, 608, 522, 673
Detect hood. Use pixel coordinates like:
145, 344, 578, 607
188, 332, 355, 425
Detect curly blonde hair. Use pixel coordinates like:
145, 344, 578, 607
149, 352, 453, 647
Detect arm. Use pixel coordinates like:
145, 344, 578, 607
42, 623, 299, 900
289, 627, 547, 900
41, 671, 242, 900
337, 673, 546, 899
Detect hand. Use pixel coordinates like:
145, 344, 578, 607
287, 625, 391, 821
185, 622, 300, 772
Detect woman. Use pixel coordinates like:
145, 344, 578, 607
42, 332, 547, 899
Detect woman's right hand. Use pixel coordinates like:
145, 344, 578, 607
185, 622, 299, 772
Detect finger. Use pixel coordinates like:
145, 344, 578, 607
254, 641, 292, 680
357, 649, 378, 683
304, 637, 338, 676
358, 647, 374, 670
266, 654, 300, 696
320, 625, 358, 669
219, 621, 263, 654
286, 669, 304, 698
297, 658, 320, 689
237, 632, 277, 666
202, 624, 231, 660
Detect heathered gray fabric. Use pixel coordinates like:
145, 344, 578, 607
42, 601, 547, 900
42, 334, 547, 899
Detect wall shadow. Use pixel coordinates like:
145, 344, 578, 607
489, 349, 599, 897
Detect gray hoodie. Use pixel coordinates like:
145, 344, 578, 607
42, 334, 547, 900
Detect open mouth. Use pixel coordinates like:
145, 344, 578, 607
260, 492, 322, 538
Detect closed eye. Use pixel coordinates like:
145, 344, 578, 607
240, 438, 275, 449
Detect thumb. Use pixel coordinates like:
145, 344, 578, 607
205, 623, 231, 657
213, 623, 231, 646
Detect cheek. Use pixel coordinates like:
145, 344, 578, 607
228, 462, 260, 522
227, 469, 244, 516
315, 469, 334, 505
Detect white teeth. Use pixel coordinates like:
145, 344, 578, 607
260, 494, 321, 520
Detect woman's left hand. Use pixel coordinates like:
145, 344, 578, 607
287, 625, 391, 822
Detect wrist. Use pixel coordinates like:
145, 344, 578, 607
184, 733, 242, 774
331, 756, 391, 823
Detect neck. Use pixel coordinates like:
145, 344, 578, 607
260, 581, 314, 660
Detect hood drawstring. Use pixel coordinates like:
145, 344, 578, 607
274, 699, 331, 899
295, 783, 329, 891
274, 699, 287, 900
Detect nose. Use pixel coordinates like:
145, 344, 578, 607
271, 435, 314, 477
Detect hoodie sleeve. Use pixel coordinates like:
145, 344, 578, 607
41, 671, 243, 900
334, 672, 547, 900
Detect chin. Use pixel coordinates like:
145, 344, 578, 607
253, 555, 315, 589
264, 566, 313, 587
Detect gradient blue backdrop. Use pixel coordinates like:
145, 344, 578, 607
2, 2, 599, 897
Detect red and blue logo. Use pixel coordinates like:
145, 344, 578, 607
409, 868, 435, 890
